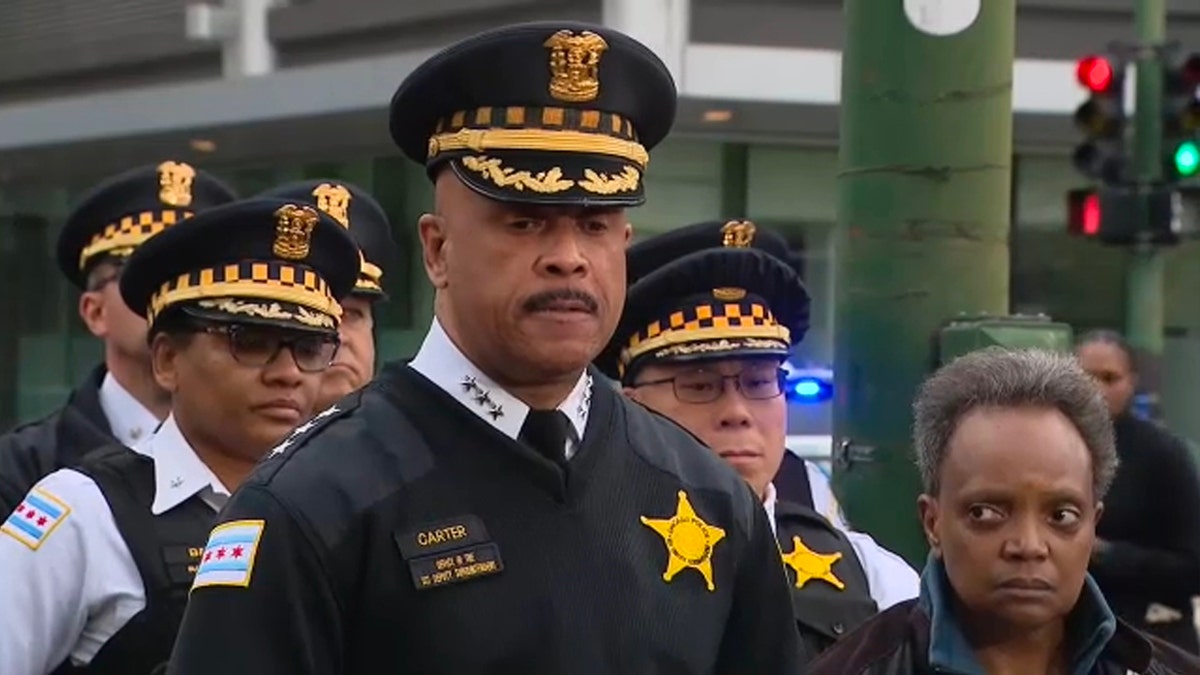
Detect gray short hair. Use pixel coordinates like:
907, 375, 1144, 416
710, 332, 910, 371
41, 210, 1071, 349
913, 347, 1118, 500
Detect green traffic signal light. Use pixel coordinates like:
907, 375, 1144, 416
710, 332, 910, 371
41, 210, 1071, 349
1174, 140, 1200, 177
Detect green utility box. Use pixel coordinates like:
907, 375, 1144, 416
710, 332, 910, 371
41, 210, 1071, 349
936, 314, 1074, 366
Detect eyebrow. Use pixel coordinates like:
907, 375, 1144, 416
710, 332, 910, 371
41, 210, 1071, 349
954, 487, 1088, 504
492, 203, 622, 220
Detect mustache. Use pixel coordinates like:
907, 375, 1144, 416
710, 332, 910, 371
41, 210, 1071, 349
522, 288, 599, 314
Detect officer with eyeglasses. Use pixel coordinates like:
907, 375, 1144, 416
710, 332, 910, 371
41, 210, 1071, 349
597, 219, 919, 664
0, 198, 359, 675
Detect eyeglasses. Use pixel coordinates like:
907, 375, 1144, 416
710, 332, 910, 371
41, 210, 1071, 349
201, 325, 340, 374
634, 367, 786, 404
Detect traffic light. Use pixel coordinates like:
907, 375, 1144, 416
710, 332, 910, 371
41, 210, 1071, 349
1072, 54, 1128, 184
1066, 185, 1183, 245
1163, 52, 1200, 181
1066, 189, 1103, 238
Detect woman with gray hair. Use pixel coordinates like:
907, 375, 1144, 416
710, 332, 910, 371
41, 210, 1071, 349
811, 348, 1200, 675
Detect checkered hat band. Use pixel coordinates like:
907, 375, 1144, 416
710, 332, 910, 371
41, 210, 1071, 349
435, 106, 636, 141
79, 209, 191, 270
627, 302, 779, 351
147, 260, 336, 324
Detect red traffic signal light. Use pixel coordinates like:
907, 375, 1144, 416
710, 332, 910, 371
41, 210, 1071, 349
1077, 55, 1116, 94
1067, 190, 1102, 237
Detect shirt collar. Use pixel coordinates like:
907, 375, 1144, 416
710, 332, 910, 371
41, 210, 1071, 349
146, 415, 230, 515
409, 317, 592, 442
763, 482, 778, 536
98, 372, 161, 451
920, 555, 1117, 675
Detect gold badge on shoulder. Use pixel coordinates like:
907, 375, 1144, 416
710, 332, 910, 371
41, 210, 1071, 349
641, 491, 726, 592
781, 535, 845, 590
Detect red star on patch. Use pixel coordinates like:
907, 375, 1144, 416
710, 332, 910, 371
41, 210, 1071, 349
37, 516, 47, 527
232, 546, 244, 558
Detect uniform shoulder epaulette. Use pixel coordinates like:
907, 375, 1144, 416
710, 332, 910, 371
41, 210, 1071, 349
266, 392, 362, 461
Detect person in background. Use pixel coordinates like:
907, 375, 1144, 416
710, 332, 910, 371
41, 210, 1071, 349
0, 162, 237, 514
811, 348, 1200, 675
598, 219, 919, 663
256, 179, 399, 409
0, 198, 359, 674
1076, 329, 1200, 653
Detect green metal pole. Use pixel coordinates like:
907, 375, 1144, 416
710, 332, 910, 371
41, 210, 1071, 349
1125, 0, 1167, 358
832, 0, 1015, 566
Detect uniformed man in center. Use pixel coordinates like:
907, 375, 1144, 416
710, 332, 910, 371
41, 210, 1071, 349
256, 179, 399, 410
169, 21, 802, 675
596, 220, 921, 664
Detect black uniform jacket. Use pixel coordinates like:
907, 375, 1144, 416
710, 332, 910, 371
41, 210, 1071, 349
168, 362, 802, 675
1092, 413, 1200, 653
775, 499, 877, 664
809, 599, 1200, 675
0, 366, 113, 514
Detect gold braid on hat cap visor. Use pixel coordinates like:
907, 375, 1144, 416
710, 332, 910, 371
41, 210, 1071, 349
427, 127, 649, 168
355, 259, 384, 293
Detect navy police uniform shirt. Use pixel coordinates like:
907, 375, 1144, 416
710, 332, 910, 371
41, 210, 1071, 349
167, 326, 802, 674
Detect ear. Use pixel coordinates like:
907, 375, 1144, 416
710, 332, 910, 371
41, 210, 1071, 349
418, 213, 450, 289
623, 221, 633, 245
1094, 501, 1104, 524
917, 494, 942, 558
78, 290, 108, 339
622, 385, 640, 402
150, 333, 183, 394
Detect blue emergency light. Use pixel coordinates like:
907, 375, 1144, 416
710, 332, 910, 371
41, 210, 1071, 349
783, 364, 834, 404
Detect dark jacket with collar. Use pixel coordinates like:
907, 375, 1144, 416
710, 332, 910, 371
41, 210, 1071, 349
0, 365, 114, 514
809, 558, 1200, 675
1092, 413, 1200, 653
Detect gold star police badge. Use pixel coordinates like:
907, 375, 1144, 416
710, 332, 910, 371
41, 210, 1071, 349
641, 491, 726, 592
780, 535, 845, 590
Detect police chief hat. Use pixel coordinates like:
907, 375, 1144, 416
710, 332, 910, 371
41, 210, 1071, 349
597, 220, 811, 383
255, 179, 397, 299
120, 198, 361, 336
57, 161, 238, 289
389, 21, 677, 207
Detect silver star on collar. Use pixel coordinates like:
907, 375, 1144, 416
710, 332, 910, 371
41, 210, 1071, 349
461, 374, 504, 420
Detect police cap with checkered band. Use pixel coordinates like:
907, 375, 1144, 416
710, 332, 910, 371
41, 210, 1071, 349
389, 21, 677, 206
119, 198, 361, 336
596, 220, 811, 383
56, 161, 238, 289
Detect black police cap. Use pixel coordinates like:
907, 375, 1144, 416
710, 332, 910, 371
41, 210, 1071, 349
120, 198, 361, 336
390, 21, 677, 207
627, 219, 794, 285
56, 161, 237, 289
596, 220, 811, 382
255, 179, 398, 299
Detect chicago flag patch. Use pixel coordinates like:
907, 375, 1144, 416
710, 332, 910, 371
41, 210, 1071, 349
191, 519, 265, 591
1, 488, 71, 550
